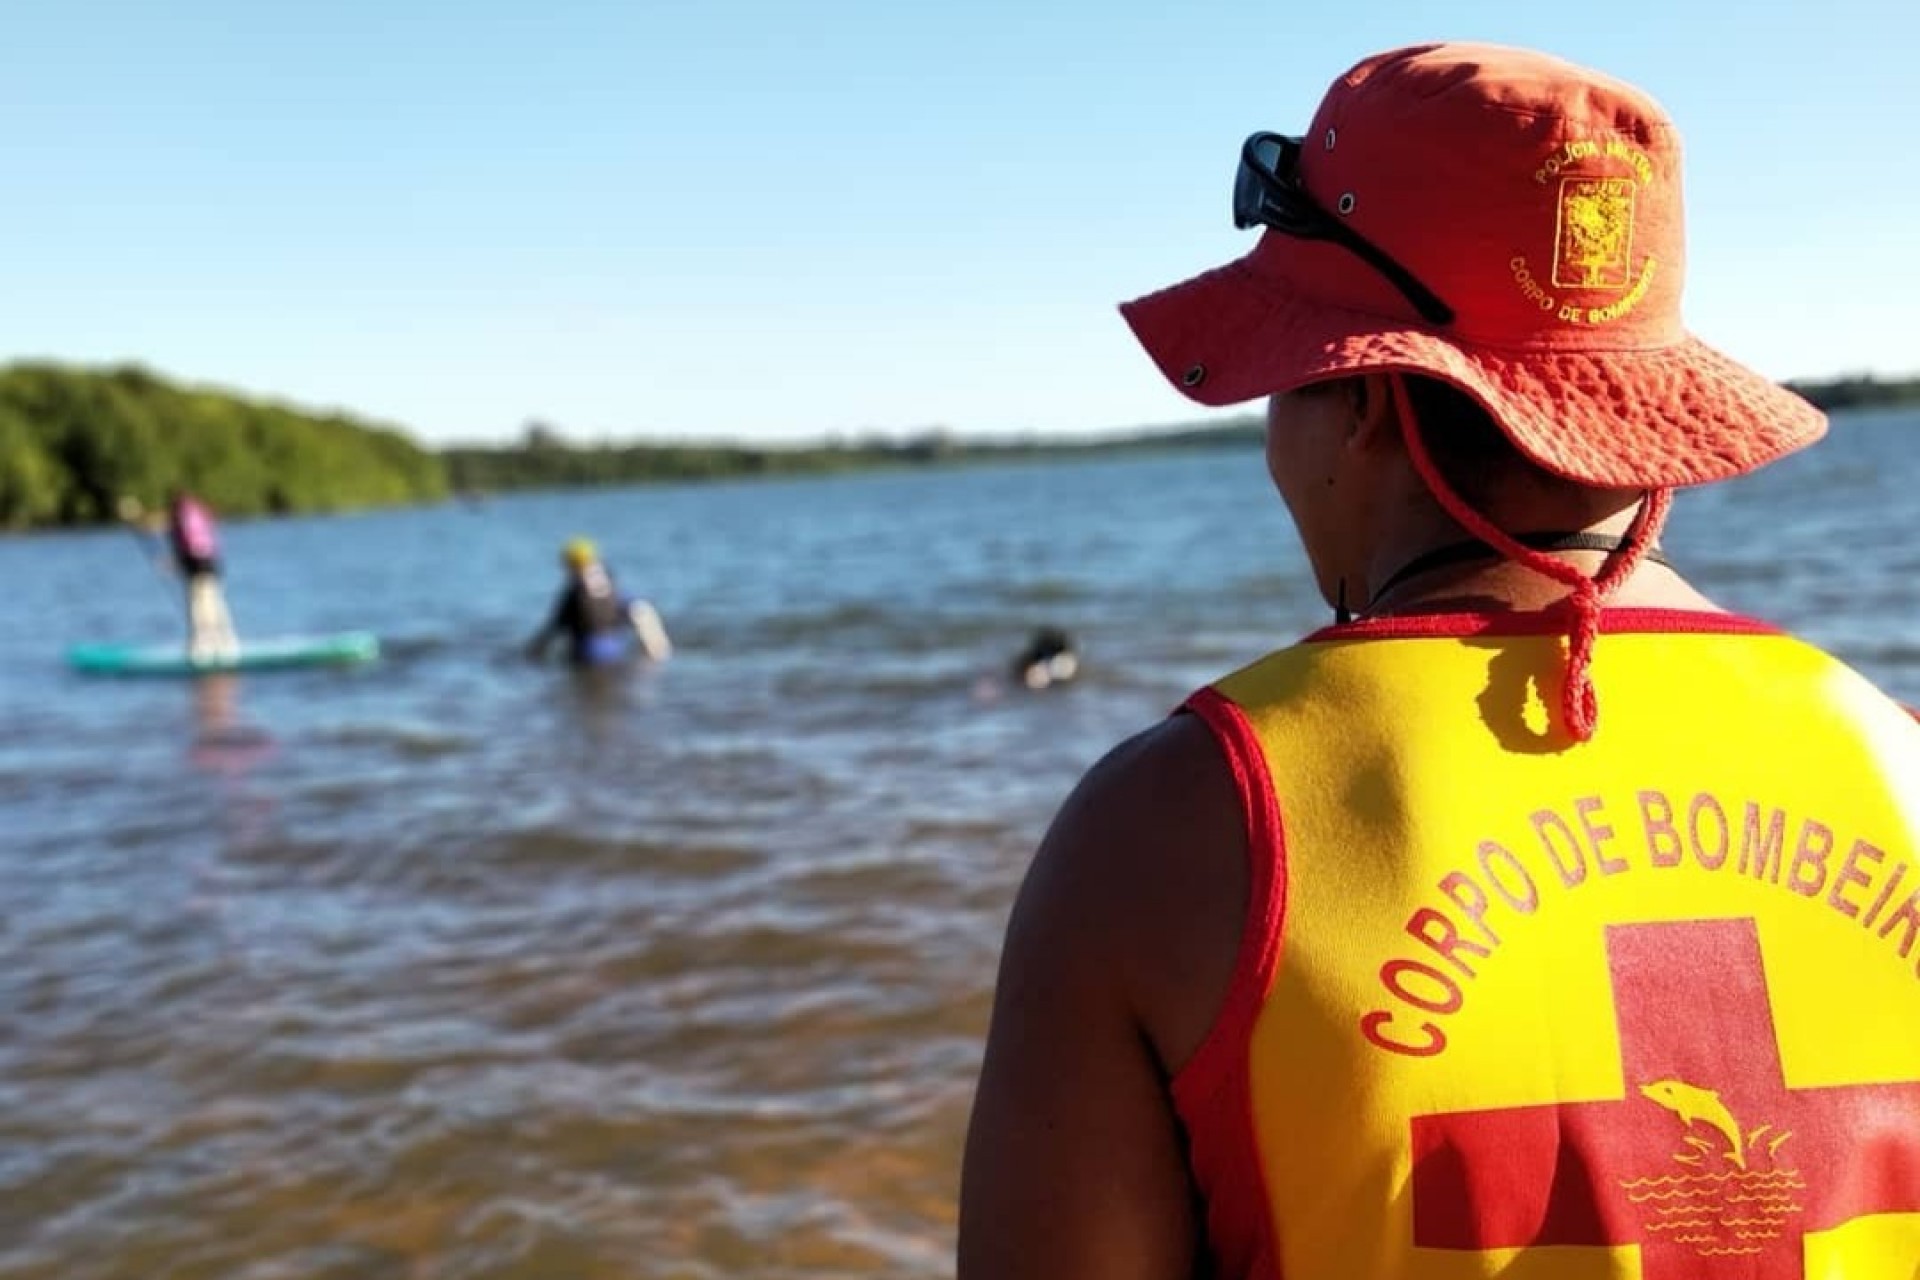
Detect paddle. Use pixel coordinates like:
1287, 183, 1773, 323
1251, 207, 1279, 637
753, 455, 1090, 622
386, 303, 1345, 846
116, 495, 187, 620
627, 599, 673, 662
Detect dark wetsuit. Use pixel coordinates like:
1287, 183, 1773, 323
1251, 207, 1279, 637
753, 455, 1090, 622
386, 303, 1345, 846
546, 565, 630, 665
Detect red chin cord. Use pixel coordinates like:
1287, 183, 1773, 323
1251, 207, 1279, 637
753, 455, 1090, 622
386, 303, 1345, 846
1388, 375, 1673, 743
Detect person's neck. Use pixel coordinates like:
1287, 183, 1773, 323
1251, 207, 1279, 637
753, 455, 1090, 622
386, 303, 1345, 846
1356, 500, 1710, 618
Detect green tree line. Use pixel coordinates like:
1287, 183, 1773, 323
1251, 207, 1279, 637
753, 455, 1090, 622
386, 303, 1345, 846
440, 374, 1920, 495
4, 362, 1914, 529
1783, 374, 1920, 412
439, 418, 1265, 495
0, 362, 447, 529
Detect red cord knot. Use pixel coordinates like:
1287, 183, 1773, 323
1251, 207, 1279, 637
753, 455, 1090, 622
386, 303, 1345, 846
1561, 585, 1604, 742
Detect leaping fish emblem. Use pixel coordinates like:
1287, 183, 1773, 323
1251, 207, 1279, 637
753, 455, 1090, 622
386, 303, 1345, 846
1639, 1079, 1747, 1169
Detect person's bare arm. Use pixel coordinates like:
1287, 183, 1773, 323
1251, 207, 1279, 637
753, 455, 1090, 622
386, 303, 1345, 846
959, 714, 1248, 1280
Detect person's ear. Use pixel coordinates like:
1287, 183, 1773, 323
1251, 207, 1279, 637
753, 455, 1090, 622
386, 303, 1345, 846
1342, 374, 1401, 454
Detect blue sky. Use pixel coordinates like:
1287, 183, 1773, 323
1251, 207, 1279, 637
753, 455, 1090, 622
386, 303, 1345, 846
2, 0, 1915, 444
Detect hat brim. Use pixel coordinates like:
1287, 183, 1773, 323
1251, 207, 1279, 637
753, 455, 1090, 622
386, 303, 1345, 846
1119, 260, 1826, 489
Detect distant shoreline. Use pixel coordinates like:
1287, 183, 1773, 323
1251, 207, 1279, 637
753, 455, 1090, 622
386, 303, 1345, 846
439, 374, 1919, 498
1782, 374, 1920, 414
4, 363, 1916, 531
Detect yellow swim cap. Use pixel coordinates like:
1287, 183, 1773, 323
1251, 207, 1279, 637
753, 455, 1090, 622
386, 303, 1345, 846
562, 537, 597, 567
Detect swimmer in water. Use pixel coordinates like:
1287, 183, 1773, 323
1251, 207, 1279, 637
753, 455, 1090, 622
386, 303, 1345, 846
1012, 627, 1080, 690
526, 538, 672, 666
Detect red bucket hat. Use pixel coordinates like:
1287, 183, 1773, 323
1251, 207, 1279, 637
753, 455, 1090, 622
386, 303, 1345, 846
1120, 42, 1826, 488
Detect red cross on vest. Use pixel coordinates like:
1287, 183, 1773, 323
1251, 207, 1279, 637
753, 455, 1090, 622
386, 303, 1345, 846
1410, 918, 1920, 1278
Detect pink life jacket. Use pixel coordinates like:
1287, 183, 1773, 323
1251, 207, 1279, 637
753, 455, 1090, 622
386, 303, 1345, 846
173, 496, 219, 561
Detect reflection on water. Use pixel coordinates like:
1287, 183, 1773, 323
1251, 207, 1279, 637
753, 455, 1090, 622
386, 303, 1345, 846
187, 675, 279, 853
189, 675, 275, 769
0, 416, 1916, 1277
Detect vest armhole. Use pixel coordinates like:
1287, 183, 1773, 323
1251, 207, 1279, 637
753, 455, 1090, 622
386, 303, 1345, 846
1170, 689, 1291, 1279
1172, 688, 1289, 1108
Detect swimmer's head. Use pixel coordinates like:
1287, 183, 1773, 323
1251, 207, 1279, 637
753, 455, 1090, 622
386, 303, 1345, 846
1014, 628, 1080, 689
562, 537, 598, 569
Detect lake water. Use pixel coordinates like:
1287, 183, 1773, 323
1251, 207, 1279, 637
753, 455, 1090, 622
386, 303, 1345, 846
1, 410, 1916, 1278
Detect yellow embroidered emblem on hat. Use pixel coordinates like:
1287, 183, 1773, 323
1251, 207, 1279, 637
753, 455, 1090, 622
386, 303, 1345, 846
1554, 177, 1637, 290
1504, 137, 1662, 327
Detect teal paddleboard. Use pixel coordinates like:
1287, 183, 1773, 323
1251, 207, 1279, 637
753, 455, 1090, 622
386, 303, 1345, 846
67, 632, 381, 677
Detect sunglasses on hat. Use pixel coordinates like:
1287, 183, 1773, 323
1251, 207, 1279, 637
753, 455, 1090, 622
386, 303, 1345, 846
1233, 132, 1455, 326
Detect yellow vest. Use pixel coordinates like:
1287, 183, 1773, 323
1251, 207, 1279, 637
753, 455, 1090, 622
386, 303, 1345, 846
1183, 611, 1920, 1280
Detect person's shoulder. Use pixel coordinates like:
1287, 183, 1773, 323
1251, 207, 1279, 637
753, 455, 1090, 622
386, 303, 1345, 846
1015, 710, 1250, 1070
1754, 628, 1920, 732
1058, 713, 1240, 842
